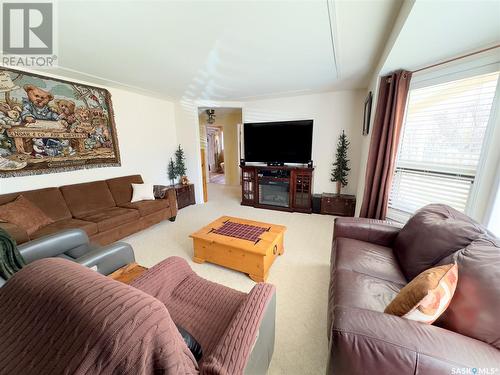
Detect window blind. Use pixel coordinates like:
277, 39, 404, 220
388, 70, 500, 221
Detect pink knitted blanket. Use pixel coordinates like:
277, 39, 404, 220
0, 258, 199, 375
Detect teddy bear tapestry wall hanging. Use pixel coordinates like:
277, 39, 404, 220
0, 68, 121, 177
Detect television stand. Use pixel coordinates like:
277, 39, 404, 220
240, 165, 313, 213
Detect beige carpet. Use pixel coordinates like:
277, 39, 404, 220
124, 183, 335, 374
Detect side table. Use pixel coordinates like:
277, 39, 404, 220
173, 183, 195, 209
321, 193, 356, 216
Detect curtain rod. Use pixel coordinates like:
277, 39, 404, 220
412, 44, 500, 74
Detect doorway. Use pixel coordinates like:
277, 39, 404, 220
207, 126, 225, 184
198, 107, 243, 201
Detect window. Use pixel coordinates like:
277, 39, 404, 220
488, 182, 500, 236
388, 69, 500, 222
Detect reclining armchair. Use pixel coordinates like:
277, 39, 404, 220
131, 256, 277, 374
0, 256, 276, 374
0, 228, 134, 286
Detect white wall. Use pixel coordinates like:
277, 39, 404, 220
244, 91, 365, 195
0, 76, 177, 194
175, 99, 205, 203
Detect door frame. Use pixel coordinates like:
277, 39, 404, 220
196, 104, 244, 202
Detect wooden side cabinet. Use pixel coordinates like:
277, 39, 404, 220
321, 193, 355, 217
241, 167, 256, 205
174, 183, 195, 209
292, 169, 313, 213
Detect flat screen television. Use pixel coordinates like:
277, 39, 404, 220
244, 120, 313, 164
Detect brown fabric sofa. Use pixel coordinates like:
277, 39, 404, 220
0, 175, 177, 246
328, 204, 500, 374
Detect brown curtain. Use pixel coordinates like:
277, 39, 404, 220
360, 70, 412, 220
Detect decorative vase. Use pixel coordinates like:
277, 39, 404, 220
181, 175, 189, 185
336, 181, 341, 195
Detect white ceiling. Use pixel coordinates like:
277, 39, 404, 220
50, 0, 401, 101
381, 0, 500, 74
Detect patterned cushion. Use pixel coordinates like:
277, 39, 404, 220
385, 263, 458, 324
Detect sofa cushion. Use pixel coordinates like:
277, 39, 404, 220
385, 263, 458, 324
394, 204, 486, 281
334, 237, 407, 285
0, 187, 72, 222
60, 181, 116, 217
0, 195, 54, 236
328, 238, 406, 334
30, 218, 98, 240
120, 199, 170, 217
332, 269, 402, 312
106, 175, 143, 205
78, 207, 140, 232
436, 236, 500, 350
329, 304, 500, 374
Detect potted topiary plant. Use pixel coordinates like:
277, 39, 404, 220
331, 130, 350, 195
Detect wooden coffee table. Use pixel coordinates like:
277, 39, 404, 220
190, 216, 286, 282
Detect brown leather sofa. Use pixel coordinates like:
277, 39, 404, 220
328, 204, 500, 374
0, 175, 177, 246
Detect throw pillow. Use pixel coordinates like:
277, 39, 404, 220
384, 263, 458, 324
0, 195, 54, 236
131, 183, 155, 203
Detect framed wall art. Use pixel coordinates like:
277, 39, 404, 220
363, 91, 372, 136
0, 67, 120, 177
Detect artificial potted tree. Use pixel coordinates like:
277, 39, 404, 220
174, 145, 188, 185
167, 157, 176, 186
331, 130, 350, 195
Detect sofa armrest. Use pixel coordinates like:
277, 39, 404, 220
75, 241, 135, 275
165, 187, 178, 217
0, 222, 29, 245
334, 217, 402, 247
18, 229, 89, 264
131, 256, 193, 300
328, 305, 500, 374
154, 185, 178, 218
201, 283, 276, 374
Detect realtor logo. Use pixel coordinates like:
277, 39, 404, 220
2, 2, 57, 67
3, 3, 53, 54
